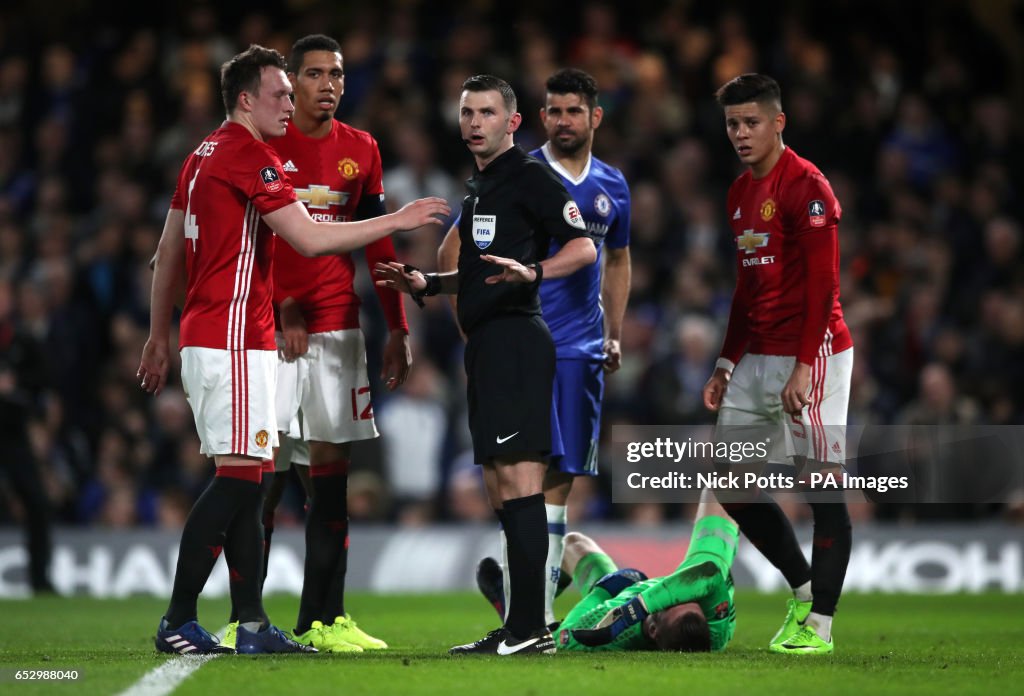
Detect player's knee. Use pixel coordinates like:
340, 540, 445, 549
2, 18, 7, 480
564, 531, 591, 550
564, 531, 602, 561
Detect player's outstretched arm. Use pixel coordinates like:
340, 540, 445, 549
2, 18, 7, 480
138, 208, 185, 396
266, 197, 450, 257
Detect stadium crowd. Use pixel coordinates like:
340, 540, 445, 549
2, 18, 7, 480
1, 0, 1022, 530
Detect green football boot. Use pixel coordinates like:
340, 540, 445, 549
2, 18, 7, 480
329, 614, 388, 650
292, 620, 363, 653
770, 624, 834, 655
219, 621, 238, 650
769, 598, 812, 647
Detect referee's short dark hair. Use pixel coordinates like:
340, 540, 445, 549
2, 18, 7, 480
221, 44, 287, 115
289, 34, 342, 74
714, 73, 782, 112
462, 74, 517, 114
546, 68, 599, 110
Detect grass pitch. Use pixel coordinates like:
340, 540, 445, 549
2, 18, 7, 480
1, 591, 1020, 695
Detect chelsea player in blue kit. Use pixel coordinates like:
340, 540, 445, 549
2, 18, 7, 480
439, 68, 632, 627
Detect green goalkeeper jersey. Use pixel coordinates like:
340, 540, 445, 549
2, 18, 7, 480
556, 515, 738, 652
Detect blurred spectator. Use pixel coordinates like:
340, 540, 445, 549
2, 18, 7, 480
0, 276, 54, 592
376, 358, 447, 518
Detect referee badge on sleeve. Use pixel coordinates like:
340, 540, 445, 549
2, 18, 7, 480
563, 201, 586, 230
473, 214, 496, 249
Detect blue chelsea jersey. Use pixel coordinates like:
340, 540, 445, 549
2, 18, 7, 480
531, 144, 631, 360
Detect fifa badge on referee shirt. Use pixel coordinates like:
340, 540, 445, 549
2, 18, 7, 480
473, 215, 496, 249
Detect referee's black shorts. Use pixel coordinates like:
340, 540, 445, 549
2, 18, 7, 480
464, 314, 554, 464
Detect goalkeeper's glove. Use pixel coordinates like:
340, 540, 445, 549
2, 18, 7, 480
595, 568, 648, 597
571, 595, 649, 647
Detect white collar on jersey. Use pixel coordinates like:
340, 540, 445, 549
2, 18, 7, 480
540, 142, 592, 186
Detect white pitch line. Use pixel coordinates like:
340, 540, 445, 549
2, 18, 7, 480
117, 626, 228, 696
116, 654, 220, 696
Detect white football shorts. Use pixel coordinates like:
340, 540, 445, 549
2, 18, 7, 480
275, 328, 379, 455
717, 348, 853, 465
180, 347, 279, 459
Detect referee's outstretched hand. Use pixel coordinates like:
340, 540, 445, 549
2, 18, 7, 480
481, 255, 537, 284
374, 261, 426, 295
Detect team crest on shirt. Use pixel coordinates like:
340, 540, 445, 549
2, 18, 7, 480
563, 201, 586, 230
808, 199, 826, 227
260, 167, 282, 192
714, 601, 729, 619
736, 229, 770, 254
559, 629, 570, 646
254, 430, 269, 448
472, 214, 497, 249
338, 158, 359, 180
760, 198, 776, 221
594, 193, 611, 217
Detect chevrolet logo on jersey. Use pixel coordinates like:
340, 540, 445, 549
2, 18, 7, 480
295, 185, 349, 210
736, 229, 769, 254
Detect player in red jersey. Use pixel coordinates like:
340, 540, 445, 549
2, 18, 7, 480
702, 74, 852, 655
137, 45, 447, 655
262, 34, 407, 653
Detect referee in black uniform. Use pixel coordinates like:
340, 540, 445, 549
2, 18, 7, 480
376, 75, 595, 655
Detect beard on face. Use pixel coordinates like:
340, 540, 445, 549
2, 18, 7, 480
550, 130, 587, 156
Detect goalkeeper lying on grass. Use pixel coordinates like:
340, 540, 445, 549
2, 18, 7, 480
556, 489, 738, 652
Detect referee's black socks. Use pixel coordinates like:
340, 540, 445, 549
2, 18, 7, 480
500, 493, 549, 640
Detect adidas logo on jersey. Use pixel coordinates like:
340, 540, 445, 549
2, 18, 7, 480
733, 207, 741, 220
282, 160, 298, 172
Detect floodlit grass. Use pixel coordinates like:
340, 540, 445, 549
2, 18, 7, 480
1, 591, 1020, 695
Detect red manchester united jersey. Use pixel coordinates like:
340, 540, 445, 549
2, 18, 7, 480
721, 147, 852, 366
269, 120, 407, 333
171, 122, 296, 351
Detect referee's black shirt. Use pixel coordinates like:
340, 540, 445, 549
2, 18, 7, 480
456, 146, 588, 334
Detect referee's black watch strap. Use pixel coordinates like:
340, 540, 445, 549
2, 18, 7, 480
528, 262, 543, 287
408, 269, 441, 309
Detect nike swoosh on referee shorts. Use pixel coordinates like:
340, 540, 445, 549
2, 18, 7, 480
496, 432, 519, 444
496, 637, 538, 655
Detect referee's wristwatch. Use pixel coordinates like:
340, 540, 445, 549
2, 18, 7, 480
526, 262, 543, 286
407, 266, 441, 308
